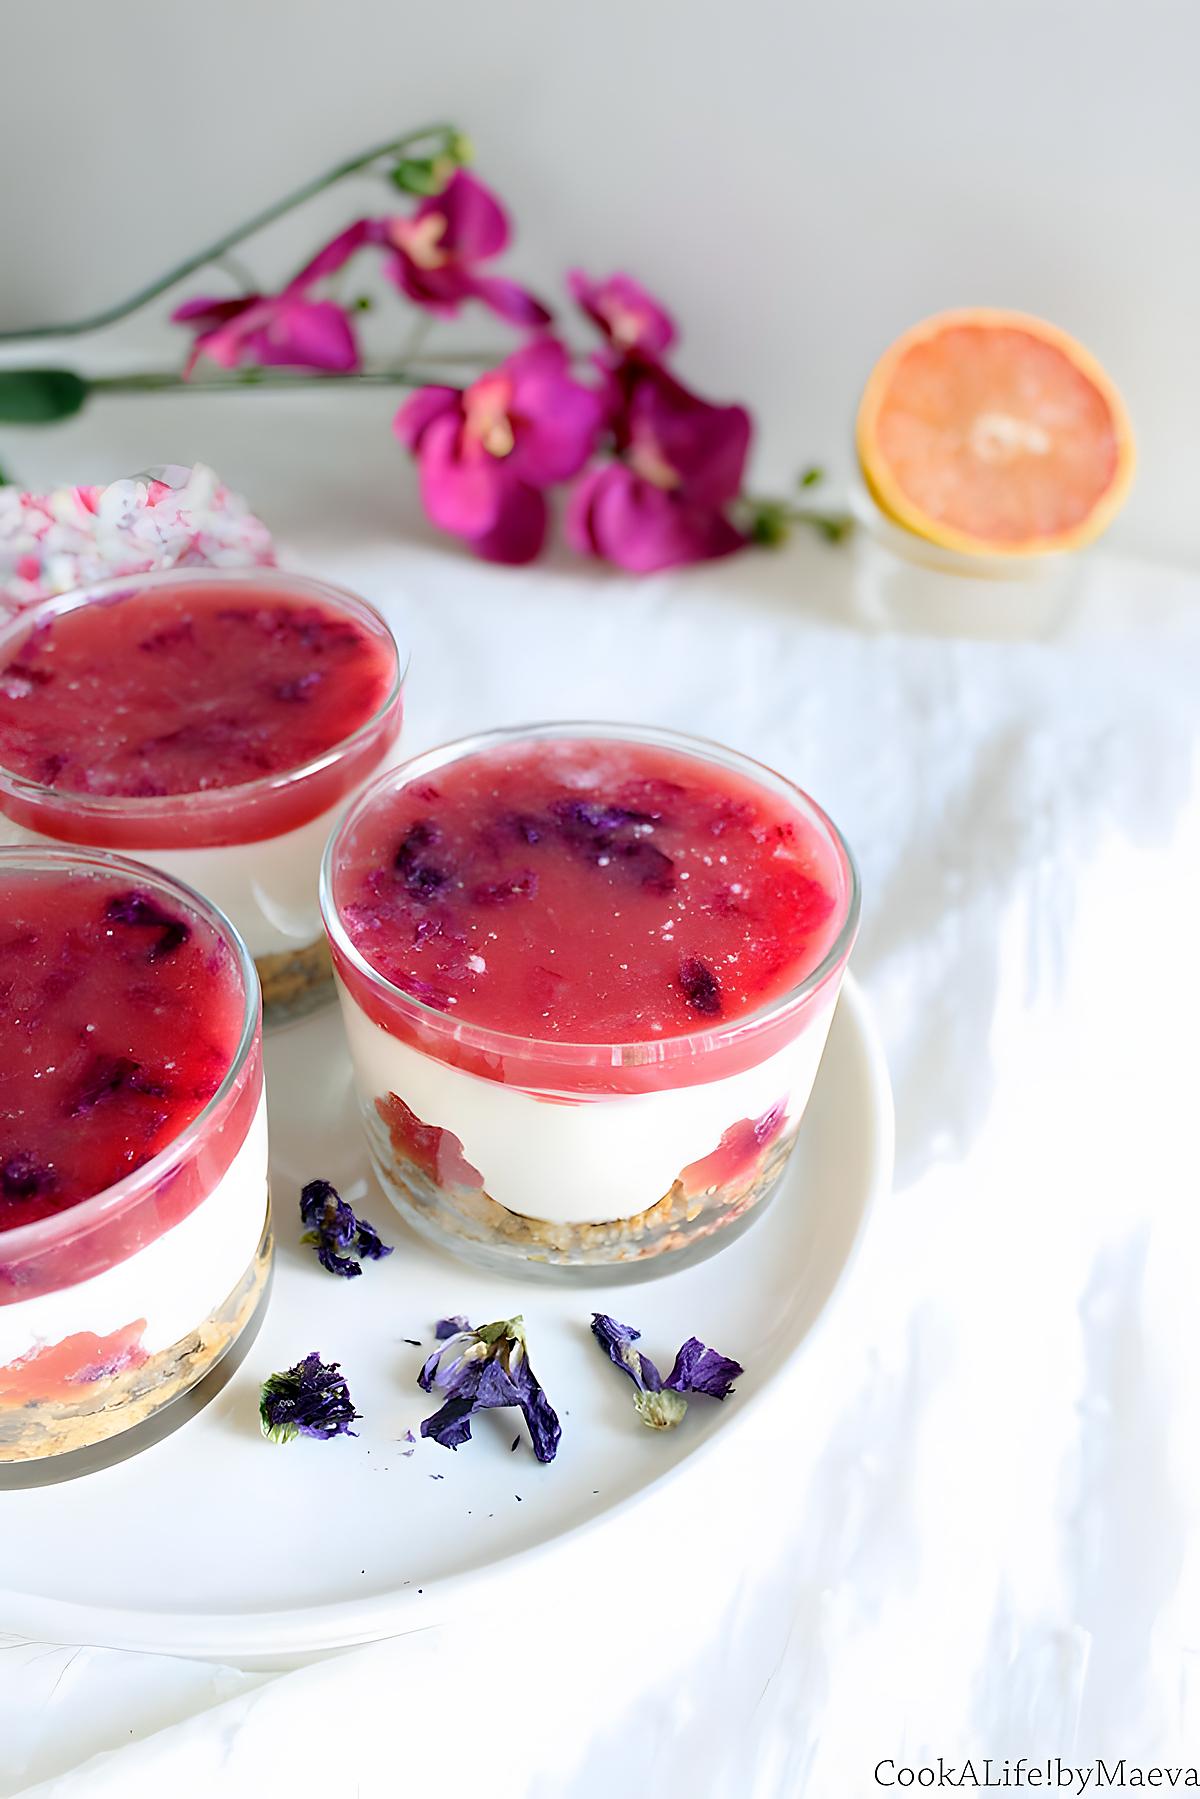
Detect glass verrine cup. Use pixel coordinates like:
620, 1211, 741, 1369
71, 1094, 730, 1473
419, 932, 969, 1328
0, 847, 269, 1484
321, 722, 860, 1279
0, 567, 407, 1026
850, 483, 1083, 640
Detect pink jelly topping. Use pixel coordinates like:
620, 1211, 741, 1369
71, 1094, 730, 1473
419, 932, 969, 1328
0, 578, 400, 848
333, 738, 849, 1053
0, 868, 246, 1236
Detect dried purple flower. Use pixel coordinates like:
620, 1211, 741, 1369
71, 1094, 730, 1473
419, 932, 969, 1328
418, 1316, 560, 1463
590, 1313, 742, 1429
394, 819, 450, 899
551, 797, 652, 834
259, 1352, 360, 1443
66, 1054, 165, 1117
617, 841, 675, 893
679, 956, 722, 1017
300, 1178, 393, 1278
435, 1315, 471, 1339
105, 889, 190, 960
1, 1151, 55, 1200
506, 812, 544, 845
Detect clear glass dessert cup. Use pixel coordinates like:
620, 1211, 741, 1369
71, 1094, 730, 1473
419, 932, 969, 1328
0, 567, 408, 1027
0, 847, 270, 1485
849, 483, 1085, 641
320, 722, 861, 1282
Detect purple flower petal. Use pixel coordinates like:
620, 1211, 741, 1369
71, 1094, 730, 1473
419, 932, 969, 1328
355, 1219, 393, 1261
590, 1314, 662, 1395
590, 1314, 741, 1430
419, 1317, 560, 1462
435, 1315, 471, 1340
420, 1395, 477, 1450
663, 1337, 743, 1400
300, 1178, 392, 1278
317, 1244, 362, 1279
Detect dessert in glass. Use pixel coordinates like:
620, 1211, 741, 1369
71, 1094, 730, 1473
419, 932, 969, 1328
0, 847, 268, 1482
0, 567, 406, 1024
321, 723, 859, 1276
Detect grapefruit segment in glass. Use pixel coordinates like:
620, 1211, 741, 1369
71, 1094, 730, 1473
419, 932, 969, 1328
856, 308, 1135, 556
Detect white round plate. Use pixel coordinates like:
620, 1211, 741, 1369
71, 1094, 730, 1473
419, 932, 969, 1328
0, 977, 892, 1662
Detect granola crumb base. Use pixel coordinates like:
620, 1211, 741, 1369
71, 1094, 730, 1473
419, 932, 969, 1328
0, 1203, 272, 1465
255, 937, 333, 1025
368, 1104, 798, 1267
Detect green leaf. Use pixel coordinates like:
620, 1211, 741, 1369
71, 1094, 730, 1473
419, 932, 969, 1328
0, 462, 15, 486
798, 464, 824, 489
748, 500, 790, 548
0, 368, 88, 423
389, 157, 446, 197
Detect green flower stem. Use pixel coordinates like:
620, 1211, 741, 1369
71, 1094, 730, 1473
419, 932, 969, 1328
743, 494, 856, 546
86, 367, 444, 397
0, 124, 458, 345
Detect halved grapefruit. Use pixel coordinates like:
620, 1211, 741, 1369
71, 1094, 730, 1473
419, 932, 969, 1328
856, 309, 1135, 556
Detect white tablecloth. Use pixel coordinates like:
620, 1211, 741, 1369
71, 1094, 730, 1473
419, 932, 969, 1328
2, 392, 1198, 1797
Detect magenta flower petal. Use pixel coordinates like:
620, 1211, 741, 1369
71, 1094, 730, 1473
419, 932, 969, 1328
569, 463, 746, 574
248, 297, 360, 372
170, 294, 252, 328
425, 169, 509, 261
416, 411, 505, 539
466, 274, 553, 329
377, 170, 550, 324
564, 464, 607, 557
393, 385, 461, 451
290, 219, 372, 287
568, 271, 677, 356
174, 291, 359, 374
471, 479, 547, 565
502, 341, 605, 486
627, 367, 751, 507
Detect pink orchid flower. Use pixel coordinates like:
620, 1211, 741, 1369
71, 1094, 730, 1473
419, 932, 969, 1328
371, 170, 551, 327
172, 289, 359, 376
171, 223, 375, 375
568, 270, 676, 357
395, 339, 604, 564
567, 363, 751, 574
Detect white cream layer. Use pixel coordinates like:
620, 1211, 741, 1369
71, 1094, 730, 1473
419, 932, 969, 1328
0, 1093, 268, 1369
337, 982, 837, 1225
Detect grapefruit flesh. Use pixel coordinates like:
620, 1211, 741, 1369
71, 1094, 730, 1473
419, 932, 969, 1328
857, 309, 1135, 555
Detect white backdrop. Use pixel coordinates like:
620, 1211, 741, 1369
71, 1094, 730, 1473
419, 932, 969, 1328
1, 0, 1197, 565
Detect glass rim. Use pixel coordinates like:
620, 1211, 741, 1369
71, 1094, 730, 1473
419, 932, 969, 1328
0, 565, 408, 823
319, 719, 861, 1066
0, 843, 262, 1259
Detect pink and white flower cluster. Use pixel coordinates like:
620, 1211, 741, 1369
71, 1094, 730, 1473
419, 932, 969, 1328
0, 464, 275, 615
